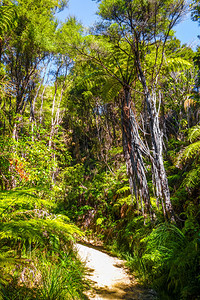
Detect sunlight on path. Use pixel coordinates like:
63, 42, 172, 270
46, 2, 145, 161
76, 243, 157, 300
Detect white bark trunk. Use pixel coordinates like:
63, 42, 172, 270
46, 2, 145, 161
121, 88, 152, 217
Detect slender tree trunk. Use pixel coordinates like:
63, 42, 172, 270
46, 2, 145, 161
137, 61, 174, 220
39, 85, 47, 124
147, 91, 174, 220
121, 87, 152, 218
49, 82, 58, 149
30, 60, 51, 140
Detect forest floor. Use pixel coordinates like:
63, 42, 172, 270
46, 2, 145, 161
76, 243, 158, 300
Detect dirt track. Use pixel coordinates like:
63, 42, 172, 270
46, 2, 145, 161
76, 243, 157, 300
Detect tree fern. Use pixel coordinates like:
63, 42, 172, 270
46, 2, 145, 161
80, 68, 122, 104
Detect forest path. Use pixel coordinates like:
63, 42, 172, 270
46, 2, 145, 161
76, 243, 157, 300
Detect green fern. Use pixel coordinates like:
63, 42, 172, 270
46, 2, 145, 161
188, 124, 200, 142
177, 140, 200, 165
0, 190, 82, 247
0, 189, 83, 297
142, 224, 185, 250
165, 57, 193, 73
177, 125, 200, 166
101, 77, 121, 102
176, 125, 200, 190
182, 166, 200, 190
140, 224, 187, 291
0, 189, 55, 219
116, 185, 130, 195
0, 4, 17, 38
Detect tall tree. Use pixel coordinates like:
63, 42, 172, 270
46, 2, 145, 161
94, 0, 187, 220
1, 0, 68, 139
70, 33, 152, 217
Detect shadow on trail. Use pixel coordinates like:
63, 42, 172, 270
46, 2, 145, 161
90, 283, 154, 299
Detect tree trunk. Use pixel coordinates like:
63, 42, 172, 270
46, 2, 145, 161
137, 62, 175, 220
39, 85, 47, 124
121, 87, 152, 218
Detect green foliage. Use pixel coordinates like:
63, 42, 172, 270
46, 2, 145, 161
177, 141, 200, 164
0, 3, 17, 38
36, 255, 86, 300
0, 189, 82, 247
13, 0, 68, 52
107, 218, 200, 299
142, 224, 185, 272
0, 134, 57, 189
188, 124, 200, 142
0, 189, 85, 299
164, 57, 193, 73
98, 0, 186, 40
176, 125, 200, 192
137, 223, 200, 299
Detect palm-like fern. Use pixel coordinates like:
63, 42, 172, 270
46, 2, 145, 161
176, 124, 200, 190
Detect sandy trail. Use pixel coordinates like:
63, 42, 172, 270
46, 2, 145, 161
76, 243, 156, 300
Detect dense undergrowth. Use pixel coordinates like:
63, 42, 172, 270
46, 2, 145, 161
62, 135, 200, 300
0, 189, 87, 300
0, 134, 88, 299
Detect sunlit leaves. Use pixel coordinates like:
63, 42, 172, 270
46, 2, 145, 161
188, 124, 200, 142
177, 125, 200, 166
0, 3, 17, 39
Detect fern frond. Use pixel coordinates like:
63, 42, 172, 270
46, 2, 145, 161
116, 185, 130, 195
188, 124, 200, 142
0, 190, 55, 218
141, 224, 186, 277
0, 4, 17, 38
80, 69, 121, 103
168, 174, 181, 183
0, 190, 82, 254
0, 217, 82, 246
115, 195, 132, 205
182, 166, 200, 190
143, 224, 185, 250
165, 57, 192, 73
102, 78, 121, 102
176, 141, 200, 166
